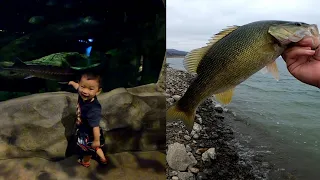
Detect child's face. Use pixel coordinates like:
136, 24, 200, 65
78, 75, 101, 101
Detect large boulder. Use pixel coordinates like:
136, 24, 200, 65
0, 83, 166, 160
0, 151, 166, 180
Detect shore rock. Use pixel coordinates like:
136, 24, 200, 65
166, 142, 195, 171
165, 67, 267, 180
202, 148, 216, 162
0, 151, 166, 179
178, 171, 194, 180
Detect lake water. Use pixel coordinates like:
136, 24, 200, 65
167, 57, 320, 180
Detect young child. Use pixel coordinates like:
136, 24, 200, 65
68, 72, 107, 167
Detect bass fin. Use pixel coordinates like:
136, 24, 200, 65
207, 25, 239, 46
261, 66, 268, 74
184, 47, 210, 73
261, 61, 280, 81
184, 25, 239, 73
166, 104, 196, 132
214, 88, 235, 105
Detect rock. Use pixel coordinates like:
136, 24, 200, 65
0, 83, 166, 160
190, 130, 196, 136
178, 172, 195, 180
214, 106, 224, 113
196, 150, 202, 155
187, 152, 197, 165
196, 172, 208, 180
232, 112, 237, 116
262, 162, 269, 168
165, 67, 261, 180
188, 167, 200, 173
166, 143, 195, 171
185, 145, 192, 152
193, 134, 199, 139
167, 98, 174, 103
197, 117, 202, 124
172, 95, 181, 101
214, 114, 225, 119
193, 123, 202, 132
170, 171, 178, 176
196, 148, 208, 155
0, 151, 166, 180
172, 176, 179, 180
184, 135, 191, 141
201, 148, 216, 162
195, 114, 202, 124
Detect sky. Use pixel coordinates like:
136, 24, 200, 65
167, 0, 320, 52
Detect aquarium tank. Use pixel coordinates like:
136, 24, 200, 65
0, 0, 165, 101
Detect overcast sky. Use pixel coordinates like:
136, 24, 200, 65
167, 0, 320, 52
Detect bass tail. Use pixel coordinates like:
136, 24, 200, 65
166, 103, 196, 132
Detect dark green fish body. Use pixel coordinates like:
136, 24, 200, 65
1, 58, 79, 82
167, 20, 319, 131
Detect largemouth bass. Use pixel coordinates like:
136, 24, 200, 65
166, 20, 319, 131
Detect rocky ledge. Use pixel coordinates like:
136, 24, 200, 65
165, 67, 269, 180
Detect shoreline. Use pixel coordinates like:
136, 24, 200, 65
165, 66, 270, 180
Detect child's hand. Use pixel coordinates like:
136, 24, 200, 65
92, 140, 100, 149
68, 81, 79, 90
75, 119, 81, 125
68, 81, 74, 85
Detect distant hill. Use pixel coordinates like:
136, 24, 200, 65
166, 49, 188, 57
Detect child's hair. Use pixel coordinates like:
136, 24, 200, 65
79, 71, 103, 88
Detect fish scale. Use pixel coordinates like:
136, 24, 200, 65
167, 20, 319, 131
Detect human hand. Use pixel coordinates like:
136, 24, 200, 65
68, 81, 79, 90
68, 81, 75, 85
282, 36, 320, 88
75, 119, 81, 125
92, 140, 100, 149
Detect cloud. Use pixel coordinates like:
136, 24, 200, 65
167, 0, 320, 51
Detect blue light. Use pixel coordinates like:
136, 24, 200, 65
88, 39, 93, 42
86, 46, 92, 57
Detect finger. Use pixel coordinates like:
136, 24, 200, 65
282, 47, 315, 64
283, 46, 314, 60
296, 37, 314, 47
